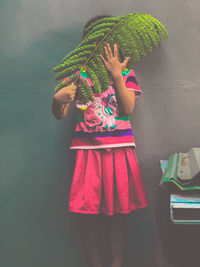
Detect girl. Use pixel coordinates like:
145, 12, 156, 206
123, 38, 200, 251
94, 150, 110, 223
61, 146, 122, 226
51, 14, 149, 267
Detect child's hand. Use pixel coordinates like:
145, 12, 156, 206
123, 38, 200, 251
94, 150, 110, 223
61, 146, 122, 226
100, 43, 130, 77
55, 79, 77, 104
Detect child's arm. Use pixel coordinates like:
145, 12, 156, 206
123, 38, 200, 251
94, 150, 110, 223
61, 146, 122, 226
51, 82, 77, 120
112, 73, 136, 116
100, 42, 137, 116
51, 99, 71, 120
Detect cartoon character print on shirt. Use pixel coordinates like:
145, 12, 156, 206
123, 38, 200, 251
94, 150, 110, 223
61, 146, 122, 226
76, 86, 118, 132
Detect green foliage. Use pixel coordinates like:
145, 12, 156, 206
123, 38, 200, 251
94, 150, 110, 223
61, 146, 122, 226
53, 13, 169, 104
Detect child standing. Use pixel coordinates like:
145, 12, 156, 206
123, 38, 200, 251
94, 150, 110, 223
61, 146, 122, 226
51, 15, 148, 267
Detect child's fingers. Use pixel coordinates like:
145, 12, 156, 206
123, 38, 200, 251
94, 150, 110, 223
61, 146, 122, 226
104, 45, 110, 60
114, 43, 118, 58
100, 54, 107, 67
72, 82, 78, 91
72, 80, 78, 86
106, 43, 113, 58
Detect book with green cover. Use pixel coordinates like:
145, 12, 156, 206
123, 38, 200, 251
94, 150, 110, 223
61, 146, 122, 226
160, 148, 200, 191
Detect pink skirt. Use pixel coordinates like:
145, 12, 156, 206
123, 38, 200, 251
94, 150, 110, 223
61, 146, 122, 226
67, 146, 148, 216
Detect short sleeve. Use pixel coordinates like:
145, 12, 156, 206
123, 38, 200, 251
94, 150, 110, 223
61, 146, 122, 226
125, 69, 143, 97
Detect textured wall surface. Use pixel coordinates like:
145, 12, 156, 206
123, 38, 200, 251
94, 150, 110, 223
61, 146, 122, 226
1, 1, 200, 266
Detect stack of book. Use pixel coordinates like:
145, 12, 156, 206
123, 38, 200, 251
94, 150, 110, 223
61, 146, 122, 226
170, 193, 200, 224
160, 147, 200, 191
159, 147, 200, 224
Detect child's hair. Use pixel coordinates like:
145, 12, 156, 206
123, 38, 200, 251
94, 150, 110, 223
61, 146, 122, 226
81, 14, 113, 41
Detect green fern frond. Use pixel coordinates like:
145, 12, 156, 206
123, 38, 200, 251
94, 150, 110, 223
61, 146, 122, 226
54, 55, 88, 73
83, 22, 115, 39
85, 66, 101, 94
81, 76, 95, 102
55, 65, 78, 80
78, 80, 90, 104
83, 16, 123, 35
80, 31, 106, 47
54, 72, 78, 92
139, 14, 161, 47
60, 44, 96, 64
53, 12, 169, 102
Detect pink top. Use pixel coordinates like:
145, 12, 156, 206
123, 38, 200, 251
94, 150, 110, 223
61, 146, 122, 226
67, 68, 143, 150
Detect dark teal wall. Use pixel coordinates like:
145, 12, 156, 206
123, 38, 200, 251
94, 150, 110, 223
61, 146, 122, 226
3, 1, 200, 266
